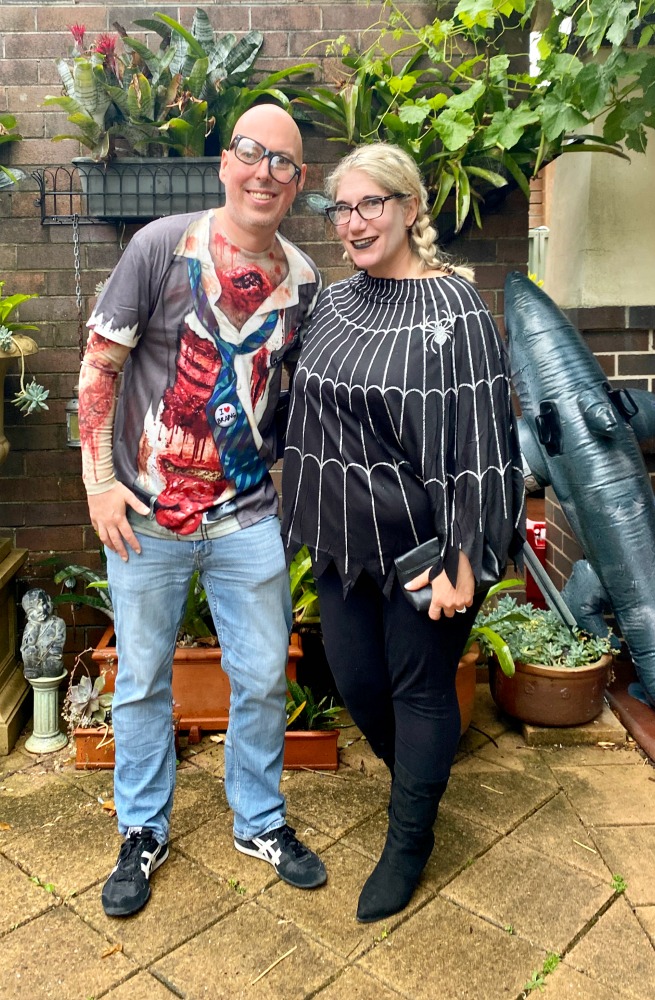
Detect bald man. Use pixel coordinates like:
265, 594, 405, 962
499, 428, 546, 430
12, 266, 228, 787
79, 105, 325, 917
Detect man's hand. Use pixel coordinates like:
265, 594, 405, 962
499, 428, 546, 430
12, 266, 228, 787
404, 550, 475, 621
87, 484, 150, 562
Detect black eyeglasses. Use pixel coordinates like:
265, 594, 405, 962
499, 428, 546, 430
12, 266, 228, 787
229, 134, 302, 184
325, 193, 406, 226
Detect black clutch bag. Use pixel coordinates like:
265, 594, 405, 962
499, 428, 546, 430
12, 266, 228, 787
394, 539, 506, 613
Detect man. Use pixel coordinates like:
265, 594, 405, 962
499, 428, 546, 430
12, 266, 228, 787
79, 104, 325, 918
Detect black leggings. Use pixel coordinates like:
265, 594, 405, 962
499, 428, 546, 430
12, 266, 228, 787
316, 565, 482, 782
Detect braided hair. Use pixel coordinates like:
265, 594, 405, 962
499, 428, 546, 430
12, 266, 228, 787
325, 143, 475, 282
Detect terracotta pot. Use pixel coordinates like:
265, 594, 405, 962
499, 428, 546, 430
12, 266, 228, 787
74, 726, 116, 770
282, 728, 339, 771
457, 646, 479, 735
91, 626, 302, 742
74, 722, 337, 771
488, 653, 613, 727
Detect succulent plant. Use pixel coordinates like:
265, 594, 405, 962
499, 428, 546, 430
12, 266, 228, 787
63, 672, 113, 729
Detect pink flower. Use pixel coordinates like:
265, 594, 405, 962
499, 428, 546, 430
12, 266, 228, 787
93, 34, 118, 75
69, 23, 86, 54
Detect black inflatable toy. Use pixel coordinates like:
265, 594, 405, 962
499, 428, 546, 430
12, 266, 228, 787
505, 272, 655, 708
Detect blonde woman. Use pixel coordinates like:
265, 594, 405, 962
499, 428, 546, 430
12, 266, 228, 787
282, 144, 524, 922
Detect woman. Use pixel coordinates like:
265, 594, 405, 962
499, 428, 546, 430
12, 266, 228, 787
282, 144, 525, 922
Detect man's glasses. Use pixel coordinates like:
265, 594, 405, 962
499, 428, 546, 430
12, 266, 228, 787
229, 135, 302, 184
325, 193, 406, 226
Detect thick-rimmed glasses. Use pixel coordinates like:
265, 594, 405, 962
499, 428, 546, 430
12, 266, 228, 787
229, 134, 302, 184
325, 193, 406, 226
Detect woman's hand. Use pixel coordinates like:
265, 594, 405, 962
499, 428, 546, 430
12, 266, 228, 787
404, 550, 475, 621
87, 484, 150, 562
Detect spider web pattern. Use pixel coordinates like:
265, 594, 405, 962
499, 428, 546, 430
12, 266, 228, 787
282, 271, 525, 594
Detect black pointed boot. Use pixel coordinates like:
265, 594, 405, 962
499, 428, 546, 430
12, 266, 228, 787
356, 760, 448, 923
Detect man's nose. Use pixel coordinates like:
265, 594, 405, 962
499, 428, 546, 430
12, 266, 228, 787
255, 156, 272, 181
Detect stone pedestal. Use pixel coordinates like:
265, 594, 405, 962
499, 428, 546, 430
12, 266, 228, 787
24, 670, 68, 754
0, 537, 30, 755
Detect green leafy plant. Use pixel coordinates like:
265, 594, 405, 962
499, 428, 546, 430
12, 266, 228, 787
0, 281, 48, 416
611, 873, 627, 894
286, 678, 341, 731
465, 577, 525, 677
475, 595, 613, 669
0, 112, 25, 187
291, 0, 654, 231
45, 9, 313, 160
289, 545, 320, 626
522, 953, 560, 995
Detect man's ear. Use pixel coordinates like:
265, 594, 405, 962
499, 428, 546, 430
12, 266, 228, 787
295, 164, 307, 194
219, 147, 230, 184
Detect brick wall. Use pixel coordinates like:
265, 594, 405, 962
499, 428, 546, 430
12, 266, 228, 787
0, 1, 529, 659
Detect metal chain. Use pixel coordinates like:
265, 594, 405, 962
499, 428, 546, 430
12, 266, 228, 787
72, 213, 85, 362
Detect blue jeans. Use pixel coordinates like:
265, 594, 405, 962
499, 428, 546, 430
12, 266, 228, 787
106, 515, 291, 844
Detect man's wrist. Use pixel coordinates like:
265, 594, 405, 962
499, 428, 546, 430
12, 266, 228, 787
84, 477, 118, 496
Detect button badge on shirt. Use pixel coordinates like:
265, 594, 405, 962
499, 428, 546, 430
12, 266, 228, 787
215, 402, 238, 427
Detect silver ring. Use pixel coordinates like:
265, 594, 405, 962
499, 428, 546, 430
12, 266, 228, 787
456, 607, 467, 614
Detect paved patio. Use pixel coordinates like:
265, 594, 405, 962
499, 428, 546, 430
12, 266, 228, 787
1, 686, 654, 1000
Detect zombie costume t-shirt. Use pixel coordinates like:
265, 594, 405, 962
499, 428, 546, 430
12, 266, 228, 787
87, 210, 320, 537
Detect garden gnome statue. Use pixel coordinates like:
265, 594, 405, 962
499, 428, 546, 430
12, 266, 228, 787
21, 589, 68, 753
21, 589, 66, 679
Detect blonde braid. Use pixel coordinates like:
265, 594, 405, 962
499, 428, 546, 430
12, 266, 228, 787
411, 196, 475, 282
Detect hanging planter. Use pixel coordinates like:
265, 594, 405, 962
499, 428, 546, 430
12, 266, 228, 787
73, 157, 224, 221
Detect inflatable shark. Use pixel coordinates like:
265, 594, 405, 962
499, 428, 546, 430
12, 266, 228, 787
504, 272, 655, 707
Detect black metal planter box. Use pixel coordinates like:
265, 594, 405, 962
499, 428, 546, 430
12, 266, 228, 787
73, 157, 225, 221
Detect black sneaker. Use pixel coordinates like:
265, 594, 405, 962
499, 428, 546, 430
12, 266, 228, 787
234, 823, 327, 889
101, 828, 169, 917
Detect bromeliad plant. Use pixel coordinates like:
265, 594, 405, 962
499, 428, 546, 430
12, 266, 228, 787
292, 0, 655, 232
45, 8, 313, 160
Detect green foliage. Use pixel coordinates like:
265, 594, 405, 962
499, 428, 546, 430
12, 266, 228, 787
475, 595, 613, 668
611, 872, 627, 894
45, 8, 313, 160
465, 577, 524, 677
0, 280, 48, 417
522, 953, 560, 995
286, 678, 341, 731
0, 112, 24, 185
289, 545, 320, 625
292, 0, 654, 231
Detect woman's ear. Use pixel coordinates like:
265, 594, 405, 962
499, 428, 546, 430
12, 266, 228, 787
404, 195, 419, 230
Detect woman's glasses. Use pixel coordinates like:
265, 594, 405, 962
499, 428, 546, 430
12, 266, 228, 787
229, 135, 302, 184
325, 193, 406, 226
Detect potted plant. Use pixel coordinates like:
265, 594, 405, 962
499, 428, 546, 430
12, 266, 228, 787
284, 678, 342, 771
61, 657, 115, 769
475, 595, 614, 727
0, 282, 48, 466
44, 9, 312, 220
0, 112, 26, 189
51, 561, 303, 743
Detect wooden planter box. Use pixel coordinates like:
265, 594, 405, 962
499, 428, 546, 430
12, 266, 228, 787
74, 723, 339, 771
92, 626, 302, 743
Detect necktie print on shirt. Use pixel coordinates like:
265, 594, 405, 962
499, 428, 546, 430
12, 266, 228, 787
188, 258, 279, 493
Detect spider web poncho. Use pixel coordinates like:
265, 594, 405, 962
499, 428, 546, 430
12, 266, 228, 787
282, 271, 525, 596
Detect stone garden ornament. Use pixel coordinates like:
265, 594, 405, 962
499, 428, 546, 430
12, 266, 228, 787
21, 588, 68, 753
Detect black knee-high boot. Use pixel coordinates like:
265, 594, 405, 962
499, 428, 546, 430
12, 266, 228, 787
356, 760, 448, 923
